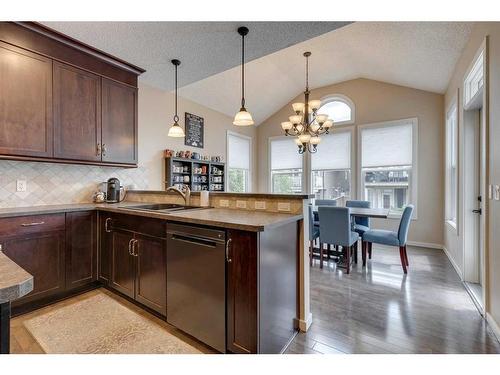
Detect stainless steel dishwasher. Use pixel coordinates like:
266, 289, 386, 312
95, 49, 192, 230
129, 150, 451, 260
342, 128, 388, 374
166, 223, 226, 353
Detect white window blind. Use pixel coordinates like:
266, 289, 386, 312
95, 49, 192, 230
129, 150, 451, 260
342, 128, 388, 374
228, 133, 250, 170
311, 132, 351, 170
271, 138, 302, 170
361, 123, 413, 168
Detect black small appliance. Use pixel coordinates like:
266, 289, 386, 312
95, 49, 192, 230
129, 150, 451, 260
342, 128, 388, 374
106, 177, 122, 203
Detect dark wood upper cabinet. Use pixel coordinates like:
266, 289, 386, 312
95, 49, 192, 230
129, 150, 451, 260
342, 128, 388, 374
0, 22, 144, 167
101, 78, 138, 165
65, 211, 97, 290
53, 62, 101, 161
0, 41, 53, 158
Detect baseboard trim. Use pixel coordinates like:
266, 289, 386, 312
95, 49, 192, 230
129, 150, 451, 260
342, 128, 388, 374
442, 245, 464, 279
298, 312, 313, 332
486, 313, 500, 344
406, 241, 443, 250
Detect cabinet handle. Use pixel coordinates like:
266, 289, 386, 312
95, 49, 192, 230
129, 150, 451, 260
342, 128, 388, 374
96, 143, 101, 156
102, 144, 107, 157
225, 238, 232, 263
132, 239, 139, 257
105, 217, 112, 233
0, 244, 3, 253
21, 221, 45, 227
128, 238, 134, 256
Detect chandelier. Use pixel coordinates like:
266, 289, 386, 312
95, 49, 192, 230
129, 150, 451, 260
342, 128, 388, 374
281, 52, 333, 153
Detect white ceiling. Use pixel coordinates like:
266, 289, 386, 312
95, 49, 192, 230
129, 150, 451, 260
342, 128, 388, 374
178, 22, 474, 125
41, 21, 350, 89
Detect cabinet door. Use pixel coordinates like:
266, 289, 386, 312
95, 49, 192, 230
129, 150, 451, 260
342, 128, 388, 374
65, 211, 97, 290
53, 62, 101, 161
135, 235, 167, 316
98, 214, 112, 284
226, 230, 258, 354
2, 231, 65, 304
110, 230, 136, 299
101, 78, 137, 165
0, 41, 53, 158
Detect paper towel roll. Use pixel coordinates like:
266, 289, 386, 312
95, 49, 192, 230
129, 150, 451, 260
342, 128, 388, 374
200, 191, 210, 207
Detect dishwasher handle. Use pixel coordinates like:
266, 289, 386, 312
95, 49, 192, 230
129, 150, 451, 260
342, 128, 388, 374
170, 233, 219, 248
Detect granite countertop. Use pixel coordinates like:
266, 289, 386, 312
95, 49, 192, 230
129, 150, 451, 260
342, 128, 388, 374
0, 251, 33, 301
0, 203, 303, 232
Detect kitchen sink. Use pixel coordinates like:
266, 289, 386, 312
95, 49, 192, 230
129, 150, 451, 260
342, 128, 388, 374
126, 203, 201, 212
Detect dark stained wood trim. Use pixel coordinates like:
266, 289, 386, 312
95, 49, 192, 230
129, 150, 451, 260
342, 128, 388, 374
129, 190, 314, 199
0, 154, 137, 168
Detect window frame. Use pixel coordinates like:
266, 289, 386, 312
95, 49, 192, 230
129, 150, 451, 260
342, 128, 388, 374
445, 100, 458, 231
226, 130, 252, 193
357, 117, 419, 219
268, 135, 305, 194
310, 127, 354, 201
319, 94, 356, 126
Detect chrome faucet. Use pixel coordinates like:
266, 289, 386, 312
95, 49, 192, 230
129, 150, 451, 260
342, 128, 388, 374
166, 185, 191, 206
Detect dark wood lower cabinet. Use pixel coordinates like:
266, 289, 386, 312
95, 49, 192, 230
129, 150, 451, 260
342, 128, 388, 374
2, 231, 65, 305
226, 229, 258, 354
66, 211, 97, 290
110, 230, 136, 299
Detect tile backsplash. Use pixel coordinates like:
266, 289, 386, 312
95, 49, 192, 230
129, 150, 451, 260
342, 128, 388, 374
0, 161, 148, 208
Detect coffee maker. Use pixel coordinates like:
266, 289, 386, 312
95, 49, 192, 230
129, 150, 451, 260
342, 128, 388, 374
106, 177, 124, 203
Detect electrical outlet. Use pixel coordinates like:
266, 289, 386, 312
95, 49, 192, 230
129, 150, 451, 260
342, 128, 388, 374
236, 200, 247, 209
16, 180, 27, 192
489, 185, 493, 200
495, 185, 500, 201
219, 199, 229, 207
254, 201, 266, 210
277, 202, 291, 212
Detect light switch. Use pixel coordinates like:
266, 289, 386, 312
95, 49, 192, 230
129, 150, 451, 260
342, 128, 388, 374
488, 185, 493, 200
219, 199, 229, 207
236, 200, 247, 209
16, 180, 27, 192
254, 201, 266, 210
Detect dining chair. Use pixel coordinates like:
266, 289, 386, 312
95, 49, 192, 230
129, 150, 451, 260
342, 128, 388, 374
346, 200, 371, 258
318, 206, 359, 273
361, 205, 414, 273
308, 204, 320, 266
315, 199, 337, 207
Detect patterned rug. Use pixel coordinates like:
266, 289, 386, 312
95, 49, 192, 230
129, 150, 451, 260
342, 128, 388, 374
23, 292, 201, 354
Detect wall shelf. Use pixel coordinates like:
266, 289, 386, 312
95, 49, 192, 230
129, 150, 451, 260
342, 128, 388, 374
165, 157, 225, 192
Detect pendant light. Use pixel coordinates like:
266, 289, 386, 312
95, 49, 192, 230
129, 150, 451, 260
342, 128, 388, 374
168, 59, 185, 137
233, 26, 254, 126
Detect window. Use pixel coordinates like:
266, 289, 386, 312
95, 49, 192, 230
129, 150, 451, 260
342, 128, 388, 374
464, 50, 484, 107
446, 103, 458, 227
311, 131, 351, 200
360, 119, 417, 216
318, 95, 355, 125
270, 137, 303, 194
227, 132, 251, 192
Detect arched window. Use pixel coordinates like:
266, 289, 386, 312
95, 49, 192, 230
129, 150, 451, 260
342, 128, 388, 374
318, 94, 355, 125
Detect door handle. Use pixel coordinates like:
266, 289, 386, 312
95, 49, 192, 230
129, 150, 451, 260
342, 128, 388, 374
96, 143, 101, 156
472, 209, 482, 214
102, 144, 107, 157
225, 238, 232, 263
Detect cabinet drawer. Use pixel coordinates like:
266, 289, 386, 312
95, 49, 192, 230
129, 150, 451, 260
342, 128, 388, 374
0, 213, 65, 237
103, 212, 165, 239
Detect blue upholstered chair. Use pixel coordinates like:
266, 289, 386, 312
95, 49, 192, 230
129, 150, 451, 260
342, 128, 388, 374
318, 206, 359, 273
315, 199, 337, 207
308, 204, 320, 266
362, 205, 414, 273
346, 200, 371, 236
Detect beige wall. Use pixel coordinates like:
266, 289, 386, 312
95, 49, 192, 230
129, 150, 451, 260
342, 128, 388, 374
445, 22, 500, 332
256, 78, 444, 246
138, 82, 257, 191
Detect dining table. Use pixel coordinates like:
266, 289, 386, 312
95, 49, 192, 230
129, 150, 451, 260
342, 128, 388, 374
312, 206, 390, 221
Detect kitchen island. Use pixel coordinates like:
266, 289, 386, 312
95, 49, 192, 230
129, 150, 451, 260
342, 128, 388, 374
0, 191, 310, 354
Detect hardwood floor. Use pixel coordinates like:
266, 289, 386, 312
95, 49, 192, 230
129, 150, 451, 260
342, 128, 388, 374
286, 244, 500, 354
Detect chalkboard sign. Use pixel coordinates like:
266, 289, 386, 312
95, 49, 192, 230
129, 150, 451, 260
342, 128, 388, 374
184, 112, 204, 148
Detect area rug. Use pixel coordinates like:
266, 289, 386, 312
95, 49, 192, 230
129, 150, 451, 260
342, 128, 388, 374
23, 292, 201, 354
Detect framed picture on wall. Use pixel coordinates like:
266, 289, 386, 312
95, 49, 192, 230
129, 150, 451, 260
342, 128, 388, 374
184, 112, 204, 148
